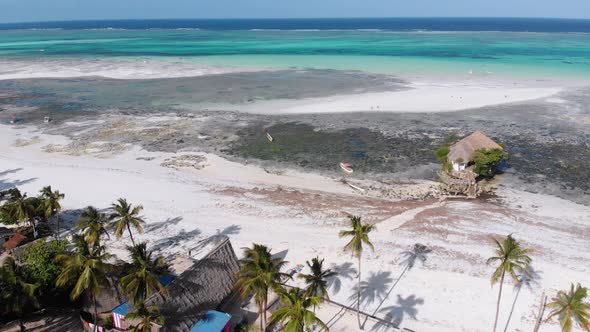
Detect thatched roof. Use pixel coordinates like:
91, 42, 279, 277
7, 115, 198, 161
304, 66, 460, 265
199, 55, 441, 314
146, 236, 240, 332
447, 131, 502, 163
82, 279, 126, 314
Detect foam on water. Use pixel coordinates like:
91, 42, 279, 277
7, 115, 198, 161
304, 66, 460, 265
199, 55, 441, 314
0, 58, 257, 80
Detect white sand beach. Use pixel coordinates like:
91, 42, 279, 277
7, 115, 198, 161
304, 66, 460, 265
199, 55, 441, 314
225, 80, 563, 114
1, 124, 588, 332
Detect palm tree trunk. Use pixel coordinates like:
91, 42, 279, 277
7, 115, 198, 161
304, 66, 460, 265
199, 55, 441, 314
493, 271, 505, 332
259, 299, 264, 331
532, 293, 547, 332
357, 254, 363, 330
93, 293, 98, 332
127, 223, 136, 246
56, 212, 60, 240
19, 318, 25, 332
264, 294, 269, 329
503, 285, 522, 332
30, 219, 37, 239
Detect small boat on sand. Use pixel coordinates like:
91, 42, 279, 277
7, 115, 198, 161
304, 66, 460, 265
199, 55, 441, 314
339, 162, 353, 174
44, 116, 52, 123
266, 132, 274, 142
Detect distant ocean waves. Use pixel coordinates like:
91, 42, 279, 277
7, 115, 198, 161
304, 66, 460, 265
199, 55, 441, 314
0, 58, 255, 80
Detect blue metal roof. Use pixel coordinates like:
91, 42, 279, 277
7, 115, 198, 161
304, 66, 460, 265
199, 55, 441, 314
189, 310, 231, 332
111, 275, 176, 316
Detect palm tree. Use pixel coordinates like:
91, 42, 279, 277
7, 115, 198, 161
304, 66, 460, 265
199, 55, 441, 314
10, 192, 38, 236
0, 257, 39, 331
339, 215, 374, 330
236, 243, 290, 330
125, 302, 164, 332
486, 234, 533, 332
298, 257, 337, 300
56, 235, 114, 331
77, 206, 110, 247
119, 242, 169, 304
268, 287, 329, 332
110, 198, 145, 246
40, 186, 64, 240
546, 283, 590, 332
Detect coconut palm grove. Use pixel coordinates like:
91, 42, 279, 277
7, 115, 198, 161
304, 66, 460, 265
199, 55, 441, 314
0, 185, 589, 331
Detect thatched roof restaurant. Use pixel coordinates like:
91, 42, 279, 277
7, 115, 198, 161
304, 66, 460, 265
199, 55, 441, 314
447, 131, 502, 171
109, 236, 240, 332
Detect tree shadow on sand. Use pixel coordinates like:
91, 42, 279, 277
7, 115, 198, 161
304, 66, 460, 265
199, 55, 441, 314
503, 265, 542, 332
0, 168, 37, 191
371, 294, 424, 331
349, 271, 393, 308
327, 262, 358, 296
145, 216, 183, 233
210, 224, 241, 244
364, 243, 432, 327
152, 228, 202, 253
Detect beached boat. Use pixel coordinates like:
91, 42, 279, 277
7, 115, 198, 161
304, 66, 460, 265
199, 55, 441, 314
44, 116, 52, 123
266, 132, 274, 142
339, 162, 353, 174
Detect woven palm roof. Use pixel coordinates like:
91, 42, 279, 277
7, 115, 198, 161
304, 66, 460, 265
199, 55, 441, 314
447, 131, 502, 163
146, 236, 240, 332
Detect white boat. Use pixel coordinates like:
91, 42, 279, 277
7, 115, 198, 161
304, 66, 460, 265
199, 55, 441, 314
339, 162, 353, 174
44, 116, 52, 123
266, 132, 274, 142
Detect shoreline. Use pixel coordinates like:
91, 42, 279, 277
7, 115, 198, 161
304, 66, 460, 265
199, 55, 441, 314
1, 124, 589, 332
229, 82, 562, 114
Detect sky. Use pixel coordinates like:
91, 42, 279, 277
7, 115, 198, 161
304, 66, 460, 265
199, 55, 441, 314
2, 0, 590, 23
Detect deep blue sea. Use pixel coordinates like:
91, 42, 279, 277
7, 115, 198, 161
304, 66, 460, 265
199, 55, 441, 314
2, 17, 590, 32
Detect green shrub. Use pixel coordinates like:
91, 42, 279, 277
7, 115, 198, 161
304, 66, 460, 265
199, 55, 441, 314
20, 239, 68, 298
103, 315, 114, 329
435, 146, 454, 172
473, 148, 508, 176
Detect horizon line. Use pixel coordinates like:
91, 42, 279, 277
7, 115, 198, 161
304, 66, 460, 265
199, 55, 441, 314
2, 16, 590, 25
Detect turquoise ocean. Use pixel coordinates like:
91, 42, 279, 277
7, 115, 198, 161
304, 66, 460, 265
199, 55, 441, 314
1, 18, 590, 80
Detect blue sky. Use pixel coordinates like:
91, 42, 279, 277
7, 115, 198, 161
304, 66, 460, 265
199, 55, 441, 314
2, 0, 590, 23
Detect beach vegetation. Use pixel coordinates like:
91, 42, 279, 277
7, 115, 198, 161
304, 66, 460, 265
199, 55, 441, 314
236, 243, 291, 330
339, 215, 374, 330
55, 234, 114, 330
125, 301, 165, 332
298, 256, 337, 300
39, 186, 64, 240
109, 198, 145, 246
0, 256, 39, 330
119, 242, 170, 305
546, 283, 590, 332
473, 148, 508, 177
435, 146, 452, 172
20, 239, 68, 300
268, 287, 328, 332
487, 234, 533, 332
77, 206, 110, 247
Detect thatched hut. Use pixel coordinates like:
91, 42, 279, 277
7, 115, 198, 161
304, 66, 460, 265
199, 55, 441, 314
447, 131, 503, 172
111, 236, 240, 332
